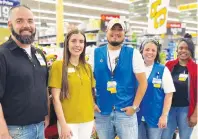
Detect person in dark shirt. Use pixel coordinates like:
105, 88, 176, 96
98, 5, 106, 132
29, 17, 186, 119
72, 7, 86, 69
162, 34, 197, 139
0, 5, 49, 139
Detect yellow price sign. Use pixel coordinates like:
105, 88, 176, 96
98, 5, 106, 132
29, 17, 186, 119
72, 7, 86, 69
150, 0, 167, 29
178, 3, 198, 11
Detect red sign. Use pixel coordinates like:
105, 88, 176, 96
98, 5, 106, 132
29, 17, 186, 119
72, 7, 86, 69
101, 14, 120, 21
166, 22, 185, 35
167, 22, 181, 28
100, 14, 120, 32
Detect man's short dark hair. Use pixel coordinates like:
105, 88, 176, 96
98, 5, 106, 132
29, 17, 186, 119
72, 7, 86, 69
8, 5, 31, 20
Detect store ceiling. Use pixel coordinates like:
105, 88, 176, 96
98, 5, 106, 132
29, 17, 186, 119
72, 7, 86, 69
20, 0, 198, 33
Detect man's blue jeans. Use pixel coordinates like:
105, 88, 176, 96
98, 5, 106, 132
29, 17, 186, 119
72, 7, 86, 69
95, 111, 138, 139
138, 121, 163, 139
8, 121, 44, 139
161, 107, 193, 139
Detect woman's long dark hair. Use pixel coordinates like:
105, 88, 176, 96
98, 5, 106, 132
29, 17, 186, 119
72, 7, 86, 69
60, 29, 86, 100
139, 39, 161, 63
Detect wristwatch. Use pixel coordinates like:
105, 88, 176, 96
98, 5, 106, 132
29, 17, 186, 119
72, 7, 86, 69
132, 105, 140, 112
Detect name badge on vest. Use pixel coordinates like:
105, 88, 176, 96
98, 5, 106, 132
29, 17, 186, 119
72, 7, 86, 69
68, 68, 75, 73
152, 78, 162, 88
35, 53, 46, 66
107, 81, 117, 94
178, 74, 188, 81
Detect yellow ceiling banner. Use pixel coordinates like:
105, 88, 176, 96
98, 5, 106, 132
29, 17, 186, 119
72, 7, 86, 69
56, 0, 64, 46
178, 3, 198, 11
147, 0, 170, 34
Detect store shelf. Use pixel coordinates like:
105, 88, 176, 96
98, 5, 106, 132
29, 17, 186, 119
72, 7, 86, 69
38, 34, 56, 39
38, 33, 67, 39
99, 42, 108, 46
84, 29, 100, 33
123, 42, 136, 44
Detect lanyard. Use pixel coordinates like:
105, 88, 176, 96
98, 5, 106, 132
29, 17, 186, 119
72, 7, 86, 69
107, 50, 115, 79
107, 47, 122, 79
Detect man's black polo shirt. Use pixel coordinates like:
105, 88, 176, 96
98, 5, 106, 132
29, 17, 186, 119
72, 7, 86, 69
0, 39, 48, 125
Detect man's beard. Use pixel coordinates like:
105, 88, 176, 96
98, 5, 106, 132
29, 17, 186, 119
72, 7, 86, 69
11, 26, 36, 44
108, 39, 124, 47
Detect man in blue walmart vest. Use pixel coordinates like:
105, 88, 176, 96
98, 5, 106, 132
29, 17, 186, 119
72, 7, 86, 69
89, 18, 148, 139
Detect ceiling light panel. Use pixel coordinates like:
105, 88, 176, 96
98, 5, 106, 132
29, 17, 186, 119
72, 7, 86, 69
108, 0, 131, 4
35, 0, 129, 14
34, 16, 83, 23
32, 9, 100, 19
186, 27, 198, 31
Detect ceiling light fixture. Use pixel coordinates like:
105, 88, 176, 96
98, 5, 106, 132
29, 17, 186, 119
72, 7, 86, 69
138, 3, 144, 6
167, 18, 179, 22
108, 0, 131, 4
186, 27, 198, 31
182, 20, 198, 24
168, 7, 179, 13
131, 26, 147, 29
132, 30, 143, 33
32, 9, 100, 19
129, 21, 147, 25
186, 30, 197, 33
109, 0, 179, 13
34, 0, 129, 14
33, 0, 188, 17
34, 16, 83, 23
108, 0, 146, 4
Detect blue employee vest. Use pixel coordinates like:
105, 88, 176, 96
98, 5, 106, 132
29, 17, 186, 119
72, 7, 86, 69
138, 63, 165, 128
94, 44, 137, 115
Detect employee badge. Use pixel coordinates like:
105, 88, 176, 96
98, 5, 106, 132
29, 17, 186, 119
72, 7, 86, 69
68, 67, 75, 73
35, 52, 46, 66
152, 78, 162, 88
107, 81, 117, 94
178, 73, 188, 81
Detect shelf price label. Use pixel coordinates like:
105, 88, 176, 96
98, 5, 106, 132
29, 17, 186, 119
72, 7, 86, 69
0, 5, 11, 21
0, 0, 20, 22
148, 0, 170, 34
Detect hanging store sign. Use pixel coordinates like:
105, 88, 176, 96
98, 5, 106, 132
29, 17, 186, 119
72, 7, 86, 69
166, 22, 185, 36
178, 3, 198, 11
167, 22, 181, 28
147, 0, 170, 34
0, 0, 20, 22
100, 14, 120, 32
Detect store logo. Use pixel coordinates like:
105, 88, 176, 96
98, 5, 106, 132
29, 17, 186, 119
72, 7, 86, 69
150, 0, 167, 29
101, 14, 120, 21
167, 23, 181, 28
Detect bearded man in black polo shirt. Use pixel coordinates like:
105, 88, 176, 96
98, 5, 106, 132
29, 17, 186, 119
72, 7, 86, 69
0, 5, 49, 139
